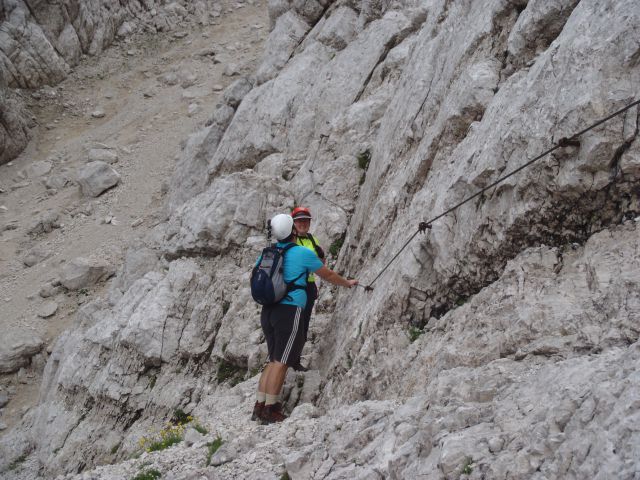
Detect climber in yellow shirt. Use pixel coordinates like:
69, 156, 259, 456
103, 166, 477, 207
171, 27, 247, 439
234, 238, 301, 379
291, 206, 325, 371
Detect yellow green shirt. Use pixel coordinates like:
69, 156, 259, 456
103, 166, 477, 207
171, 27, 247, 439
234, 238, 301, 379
296, 235, 321, 283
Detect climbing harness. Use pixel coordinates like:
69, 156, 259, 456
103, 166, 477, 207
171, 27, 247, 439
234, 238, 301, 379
361, 98, 640, 291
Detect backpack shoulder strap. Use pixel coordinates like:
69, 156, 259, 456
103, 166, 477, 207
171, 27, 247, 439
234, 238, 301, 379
279, 243, 304, 284
280, 243, 306, 299
306, 234, 323, 258
281, 242, 298, 253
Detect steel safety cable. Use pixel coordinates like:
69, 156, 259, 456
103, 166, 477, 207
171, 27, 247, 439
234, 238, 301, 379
362, 98, 640, 291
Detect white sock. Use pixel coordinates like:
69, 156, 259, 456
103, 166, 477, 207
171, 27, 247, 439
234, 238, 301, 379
265, 394, 279, 406
256, 392, 266, 403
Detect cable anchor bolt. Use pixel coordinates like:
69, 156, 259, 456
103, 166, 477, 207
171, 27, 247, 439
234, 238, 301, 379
557, 136, 580, 148
418, 222, 432, 233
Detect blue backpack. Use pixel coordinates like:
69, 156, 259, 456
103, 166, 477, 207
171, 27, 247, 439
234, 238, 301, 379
251, 243, 305, 305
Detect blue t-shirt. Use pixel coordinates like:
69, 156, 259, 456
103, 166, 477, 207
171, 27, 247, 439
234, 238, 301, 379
256, 242, 323, 308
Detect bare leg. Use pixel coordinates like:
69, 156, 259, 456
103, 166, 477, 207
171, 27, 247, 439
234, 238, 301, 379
258, 363, 271, 394
263, 361, 289, 396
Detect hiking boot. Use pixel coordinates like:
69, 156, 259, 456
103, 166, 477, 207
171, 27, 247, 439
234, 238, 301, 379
251, 401, 264, 421
260, 403, 287, 424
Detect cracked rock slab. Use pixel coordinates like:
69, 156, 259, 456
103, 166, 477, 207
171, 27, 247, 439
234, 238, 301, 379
77, 161, 121, 197
59, 257, 115, 291
0, 331, 44, 374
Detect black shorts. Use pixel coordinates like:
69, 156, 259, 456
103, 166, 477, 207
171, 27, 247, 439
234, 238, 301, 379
260, 303, 304, 366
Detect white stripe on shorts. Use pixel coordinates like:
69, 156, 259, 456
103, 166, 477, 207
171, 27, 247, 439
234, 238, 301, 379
281, 307, 301, 364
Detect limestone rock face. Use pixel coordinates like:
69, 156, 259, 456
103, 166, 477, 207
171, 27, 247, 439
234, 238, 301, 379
0, 0, 205, 89
163, 170, 294, 257
168, 77, 254, 211
316, 6, 359, 50
2, 0, 640, 479
255, 10, 311, 85
0, 69, 33, 165
0, 0, 218, 165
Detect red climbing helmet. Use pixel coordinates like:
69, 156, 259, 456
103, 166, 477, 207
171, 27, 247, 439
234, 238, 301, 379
291, 206, 312, 220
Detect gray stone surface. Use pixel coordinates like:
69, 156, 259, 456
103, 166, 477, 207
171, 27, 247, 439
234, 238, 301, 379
183, 427, 205, 447
44, 172, 71, 190
0, 0, 217, 165
39, 283, 62, 298
23, 160, 52, 178
0, 69, 33, 166
255, 10, 310, 85
111, 246, 160, 294
222, 78, 253, 109
27, 211, 61, 236
37, 301, 58, 318
88, 148, 118, 164
0, 332, 44, 374
77, 161, 121, 197
316, 6, 358, 50
22, 246, 52, 267
168, 76, 255, 211
58, 257, 115, 291
0, 0, 204, 90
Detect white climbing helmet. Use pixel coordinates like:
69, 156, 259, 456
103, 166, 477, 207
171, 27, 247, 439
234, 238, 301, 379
270, 214, 294, 240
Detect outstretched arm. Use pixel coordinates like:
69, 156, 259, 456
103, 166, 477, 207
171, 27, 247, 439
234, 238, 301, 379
315, 266, 358, 288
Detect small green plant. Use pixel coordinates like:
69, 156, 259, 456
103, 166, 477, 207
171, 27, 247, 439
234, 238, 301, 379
281, 473, 291, 480
216, 359, 244, 385
131, 469, 162, 480
136, 413, 208, 456
206, 437, 224, 466
148, 375, 157, 390
110, 442, 121, 454
357, 149, 371, 170
357, 149, 372, 186
455, 296, 468, 307
461, 457, 473, 475
171, 409, 190, 425
193, 423, 208, 435
147, 430, 183, 452
329, 232, 346, 257
408, 326, 424, 343
8, 454, 27, 471
138, 423, 185, 453
222, 300, 231, 315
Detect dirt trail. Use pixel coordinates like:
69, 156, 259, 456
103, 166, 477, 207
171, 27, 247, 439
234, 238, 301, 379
0, 0, 268, 433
